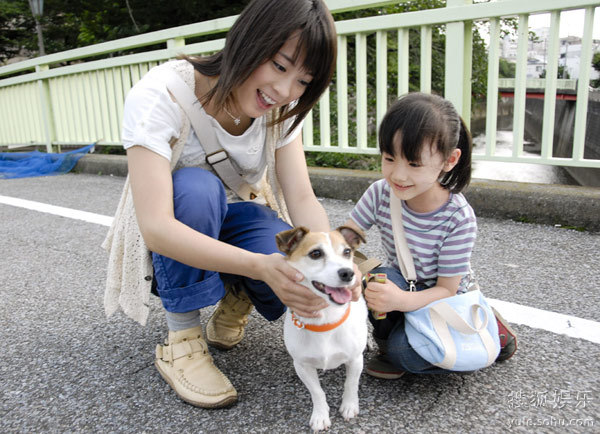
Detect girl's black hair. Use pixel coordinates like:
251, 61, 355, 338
185, 0, 336, 136
378, 92, 473, 193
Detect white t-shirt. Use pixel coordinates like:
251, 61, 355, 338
121, 60, 303, 185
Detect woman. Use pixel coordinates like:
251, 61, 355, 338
103, 0, 358, 408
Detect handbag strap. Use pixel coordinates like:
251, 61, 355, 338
164, 71, 258, 201
388, 192, 417, 291
430, 301, 498, 369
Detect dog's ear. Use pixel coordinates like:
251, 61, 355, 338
276, 226, 310, 255
336, 226, 366, 250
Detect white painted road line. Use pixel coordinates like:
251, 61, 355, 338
0, 195, 113, 227
490, 298, 600, 345
2, 194, 600, 345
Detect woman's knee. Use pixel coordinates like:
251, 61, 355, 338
222, 201, 291, 254
173, 168, 226, 205
172, 168, 227, 230
227, 201, 285, 225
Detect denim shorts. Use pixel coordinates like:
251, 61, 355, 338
151, 167, 291, 321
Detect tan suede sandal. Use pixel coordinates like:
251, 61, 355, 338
206, 287, 254, 350
155, 326, 237, 408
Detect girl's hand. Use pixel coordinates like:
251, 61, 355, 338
364, 279, 406, 313
256, 253, 328, 318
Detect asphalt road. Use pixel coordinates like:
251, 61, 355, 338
1, 173, 599, 433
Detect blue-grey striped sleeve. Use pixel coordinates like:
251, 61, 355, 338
349, 182, 379, 231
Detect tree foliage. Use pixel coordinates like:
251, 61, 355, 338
592, 52, 600, 88
499, 58, 516, 78
0, 0, 34, 62
539, 65, 570, 79
0, 0, 249, 62
2, 0, 501, 115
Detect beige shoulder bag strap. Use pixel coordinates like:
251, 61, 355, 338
388, 192, 417, 291
164, 71, 258, 201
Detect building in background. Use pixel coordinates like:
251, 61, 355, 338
500, 28, 600, 81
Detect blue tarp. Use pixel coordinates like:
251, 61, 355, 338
0, 144, 95, 179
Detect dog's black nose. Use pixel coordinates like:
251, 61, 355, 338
338, 267, 354, 282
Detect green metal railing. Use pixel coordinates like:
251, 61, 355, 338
0, 0, 599, 169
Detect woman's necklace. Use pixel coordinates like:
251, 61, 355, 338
223, 105, 241, 126
201, 74, 241, 126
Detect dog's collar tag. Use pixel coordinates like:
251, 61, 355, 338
291, 313, 305, 329
291, 304, 351, 332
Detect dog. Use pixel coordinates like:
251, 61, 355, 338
276, 226, 368, 432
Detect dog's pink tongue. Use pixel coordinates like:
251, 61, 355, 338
325, 286, 352, 304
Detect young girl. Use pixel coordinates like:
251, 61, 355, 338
103, 0, 361, 408
345, 92, 479, 377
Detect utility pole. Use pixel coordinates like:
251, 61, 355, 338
563, 40, 569, 79
28, 0, 45, 56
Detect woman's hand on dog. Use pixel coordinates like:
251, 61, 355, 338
257, 253, 328, 318
350, 263, 362, 302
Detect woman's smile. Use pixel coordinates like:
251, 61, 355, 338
256, 89, 276, 110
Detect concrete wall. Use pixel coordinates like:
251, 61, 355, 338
523, 98, 600, 187
74, 155, 600, 232
307, 166, 600, 232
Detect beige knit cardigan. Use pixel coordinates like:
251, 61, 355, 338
102, 60, 290, 326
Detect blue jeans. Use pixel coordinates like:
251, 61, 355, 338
369, 267, 449, 374
151, 167, 291, 321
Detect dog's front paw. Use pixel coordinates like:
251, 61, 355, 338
339, 399, 359, 421
309, 411, 331, 432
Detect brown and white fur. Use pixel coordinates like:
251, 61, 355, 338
276, 226, 368, 432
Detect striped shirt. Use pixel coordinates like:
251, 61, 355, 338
350, 179, 477, 292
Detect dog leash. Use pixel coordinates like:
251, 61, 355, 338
291, 304, 351, 332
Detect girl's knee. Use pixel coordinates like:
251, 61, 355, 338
388, 345, 424, 373
387, 330, 441, 374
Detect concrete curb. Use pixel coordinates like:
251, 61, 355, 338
75, 154, 600, 232
76, 154, 129, 177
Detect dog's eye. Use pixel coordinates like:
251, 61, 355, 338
343, 248, 351, 258
308, 249, 323, 260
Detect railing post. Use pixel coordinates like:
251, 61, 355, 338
512, 14, 529, 158
319, 87, 331, 147
420, 26, 432, 93
36, 64, 55, 153
541, 11, 561, 160
573, 6, 595, 161
397, 28, 409, 97
376, 30, 388, 140
337, 35, 349, 149
167, 37, 186, 59
356, 33, 368, 149
485, 18, 500, 156
444, 0, 472, 121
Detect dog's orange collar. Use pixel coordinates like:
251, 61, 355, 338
291, 304, 351, 332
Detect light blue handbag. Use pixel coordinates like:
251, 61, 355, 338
389, 193, 500, 372
404, 289, 500, 371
